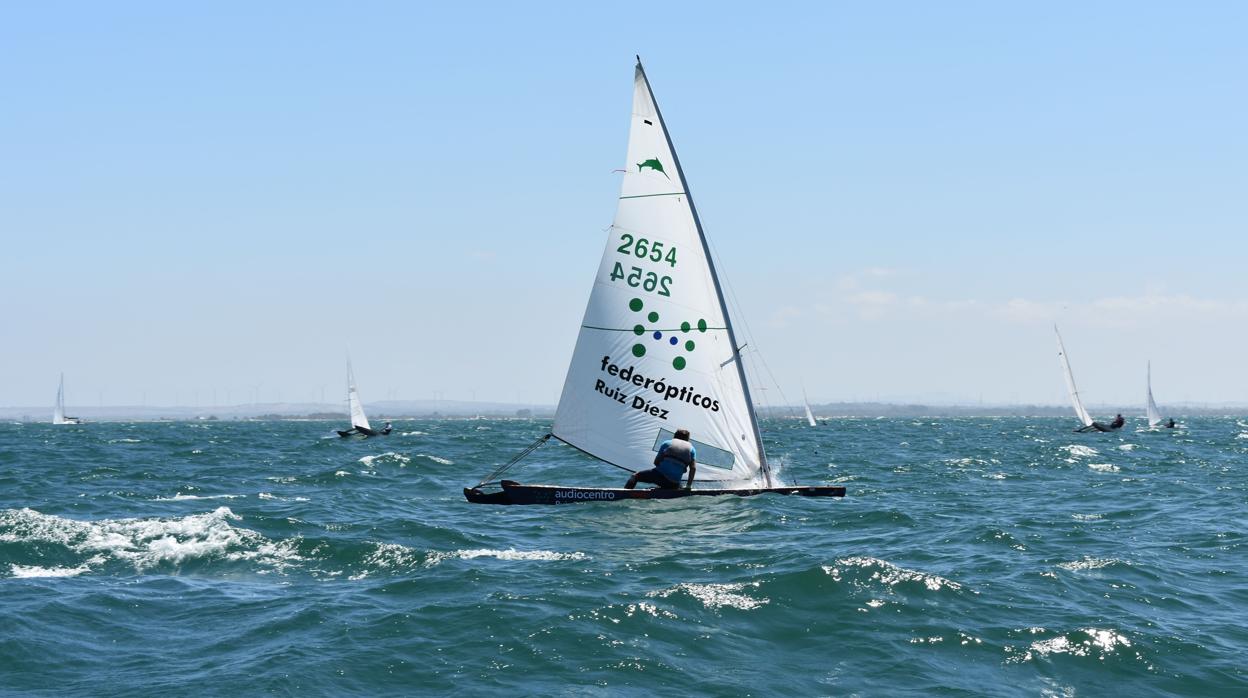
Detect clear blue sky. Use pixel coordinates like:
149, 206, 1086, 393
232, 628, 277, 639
3, 2, 1245, 409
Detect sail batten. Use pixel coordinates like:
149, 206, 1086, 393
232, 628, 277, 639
551, 61, 767, 485
1055, 326, 1095, 428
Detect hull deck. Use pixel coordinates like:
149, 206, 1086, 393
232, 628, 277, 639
465, 480, 846, 505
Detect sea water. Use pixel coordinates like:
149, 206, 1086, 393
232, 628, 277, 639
1, 417, 1245, 695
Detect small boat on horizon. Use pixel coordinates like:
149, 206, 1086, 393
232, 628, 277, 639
1055, 326, 1122, 433
52, 373, 82, 425
337, 361, 391, 438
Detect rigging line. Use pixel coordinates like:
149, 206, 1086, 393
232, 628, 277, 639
474, 433, 551, 488
704, 235, 795, 415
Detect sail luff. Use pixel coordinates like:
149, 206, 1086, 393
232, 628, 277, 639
1055, 326, 1095, 427
634, 59, 771, 486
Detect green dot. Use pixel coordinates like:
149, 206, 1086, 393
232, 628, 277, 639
647, 312, 659, 323
680, 321, 690, 333
672, 356, 686, 370
629, 298, 643, 312
633, 324, 645, 336
685, 340, 695, 352
697, 318, 708, 332
632, 344, 646, 357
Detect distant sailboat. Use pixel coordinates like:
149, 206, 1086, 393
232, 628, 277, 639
1055, 326, 1119, 432
464, 59, 844, 505
337, 362, 390, 438
803, 389, 818, 427
52, 374, 81, 425
1145, 361, 1170, 428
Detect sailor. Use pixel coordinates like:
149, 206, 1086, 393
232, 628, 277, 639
625, 428, 697, 490
1109, 414, 1125, 429
381, 421, 393, 435
1165, 418, 1176, 429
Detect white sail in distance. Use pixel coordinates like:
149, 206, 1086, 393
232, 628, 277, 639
53, 374, 67, 425
1055, 326, 1094, 428
552, 60, 768, 485
1146, 361, 1163, 427
347, 362, 371, 431
803, 388, 817, 427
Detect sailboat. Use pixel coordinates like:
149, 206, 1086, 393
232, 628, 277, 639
464, 59, 844, 505
803, 388, 818, 427
52, 374, 81, 425
1145, 361, 1171, 428
337, 362, 390, 437
1055, 326, 1118, 432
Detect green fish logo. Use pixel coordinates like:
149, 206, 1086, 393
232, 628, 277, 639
637, 158, 669, 179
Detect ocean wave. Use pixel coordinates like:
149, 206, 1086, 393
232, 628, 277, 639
648, 582, 769, 611
152, 493, 244, 502
415, 453, 454, 465
0, 507, 301, 576
823, 556, 964, 593
1057, 556, 1123, 572
424, 548, 588, 566
1008, 628, 1136, 663
9, 562, 94, 578
358, 452, 411, 467
1060, 444, 1098, 460
1087, 463, 1120, 473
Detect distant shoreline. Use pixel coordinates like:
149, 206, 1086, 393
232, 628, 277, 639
4, 400, 1245, 422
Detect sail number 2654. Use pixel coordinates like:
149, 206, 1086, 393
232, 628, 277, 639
611, 234, 675, 296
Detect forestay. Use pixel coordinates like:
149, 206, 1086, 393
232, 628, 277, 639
1146, 361, 1163, 427
552, 61, 768, 485
1055, 326, 1094, 428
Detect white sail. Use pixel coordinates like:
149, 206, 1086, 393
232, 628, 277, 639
53, 374, 67, 425
1055, 326, 1094, 428
347, 363, 371, 431
1145, 361, 1163, 427
803, 388, 817, 427
552, 61, 768, 485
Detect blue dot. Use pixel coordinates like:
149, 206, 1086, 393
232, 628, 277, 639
653, 331, 662, 340
669, 337, 678, 345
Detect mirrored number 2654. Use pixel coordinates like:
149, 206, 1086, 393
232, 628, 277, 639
616, 234, 677, 267
610, 263, 672, 296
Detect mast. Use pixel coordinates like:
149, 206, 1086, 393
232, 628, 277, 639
634, 58, 771, 485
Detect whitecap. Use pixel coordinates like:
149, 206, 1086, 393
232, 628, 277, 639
1088, 463, 1120, 473
1057, 556, 1120, 571
1012, 628, 1133, 662
358, 452, 412, 467
1117, 444, 1136, 451
9, 563, 91, 578
424, 548, 588, 566
823, 556, 963, 592
648, 582, 769, 611
152, 493, 243, 502
0, 507, 301, 573
1060, 444, 1098, 459
416, 453, 453, 465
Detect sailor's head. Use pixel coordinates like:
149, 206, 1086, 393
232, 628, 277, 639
674, 428, 691, 442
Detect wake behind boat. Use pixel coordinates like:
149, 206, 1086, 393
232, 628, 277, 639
464, 59, 845, 505
337, 361, 390, 438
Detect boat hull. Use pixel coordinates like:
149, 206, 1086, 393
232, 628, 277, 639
464, 480, 846, 505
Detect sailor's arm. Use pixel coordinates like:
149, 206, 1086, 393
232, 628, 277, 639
685, 460, 696, 490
